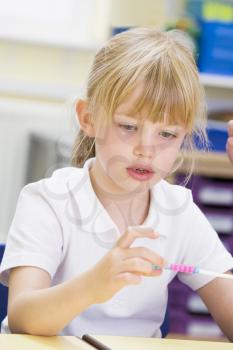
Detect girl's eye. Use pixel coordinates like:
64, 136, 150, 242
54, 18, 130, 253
159, 131, 177, 139
118, 124, 138, 132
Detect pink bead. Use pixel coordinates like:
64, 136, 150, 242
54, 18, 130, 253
169, 263, 196, 274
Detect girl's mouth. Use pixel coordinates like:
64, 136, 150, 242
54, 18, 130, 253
127, 167, 154, 181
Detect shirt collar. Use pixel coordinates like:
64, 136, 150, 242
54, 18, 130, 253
68, 157, 170, 249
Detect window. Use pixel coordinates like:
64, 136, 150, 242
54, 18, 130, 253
0, 0, 109, 47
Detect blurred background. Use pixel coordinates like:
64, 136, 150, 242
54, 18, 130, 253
0, 0, 233, 341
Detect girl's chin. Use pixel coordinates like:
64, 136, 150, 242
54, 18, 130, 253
107, 170, 156, 196
116, 177, 151, 195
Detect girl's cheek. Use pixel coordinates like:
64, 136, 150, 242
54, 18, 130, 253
95, 123, 116, 145
155, 149, 178, 168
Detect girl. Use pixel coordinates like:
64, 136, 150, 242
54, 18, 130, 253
1, 27, 233, 340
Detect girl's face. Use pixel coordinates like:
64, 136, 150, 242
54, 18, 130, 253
92, 86, 187, 196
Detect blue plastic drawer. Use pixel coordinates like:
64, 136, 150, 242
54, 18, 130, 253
194, 121, 228, 152
198, 20, 233, 76
191, 176, 233, 207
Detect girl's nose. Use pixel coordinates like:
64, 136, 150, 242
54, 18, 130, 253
133, 126, 156, 159
134, 143, 156, 159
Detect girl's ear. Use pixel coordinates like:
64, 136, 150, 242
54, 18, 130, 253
76, 99, 95, 137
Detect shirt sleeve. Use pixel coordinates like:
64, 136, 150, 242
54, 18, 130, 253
178, 199, 233, 291
0, 182, 63, 286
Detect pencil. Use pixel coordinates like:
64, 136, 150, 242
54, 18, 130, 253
82, 334, 112, 350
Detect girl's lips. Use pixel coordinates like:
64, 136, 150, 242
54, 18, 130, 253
129, 164, 154, 173
127, 168, 154, 181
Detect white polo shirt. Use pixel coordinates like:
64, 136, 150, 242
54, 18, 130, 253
1, 157, 233, 336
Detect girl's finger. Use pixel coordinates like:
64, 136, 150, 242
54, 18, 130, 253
122, 246, 164, 266
115, 272, 142, 286
228, 120, 233, 137
115, 226, 159, 249
119, 257, 162, 276
226, 138, 233, 163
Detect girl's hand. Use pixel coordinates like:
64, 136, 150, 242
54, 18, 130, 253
227, 120, 233, 164
87, 227, 165, 304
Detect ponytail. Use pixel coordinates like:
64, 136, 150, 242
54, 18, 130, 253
71, 129, 95, 168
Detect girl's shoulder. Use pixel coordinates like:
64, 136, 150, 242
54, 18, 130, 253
42, 166, 85, 186
152, 179, 193, 213
159, 179, 190, 195
21, 166, 88, 203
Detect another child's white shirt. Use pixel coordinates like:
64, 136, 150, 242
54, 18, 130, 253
1, 157, 233, 337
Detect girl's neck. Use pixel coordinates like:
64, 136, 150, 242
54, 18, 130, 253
89, 163, 150, 204
89, 166, 151, 231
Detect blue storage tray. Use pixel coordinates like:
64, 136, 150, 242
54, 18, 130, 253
198, 20, 233, 76
195, 121, 228, 152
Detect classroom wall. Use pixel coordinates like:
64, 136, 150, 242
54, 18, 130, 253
0, 0, 174, 241
0, 0, 173, 102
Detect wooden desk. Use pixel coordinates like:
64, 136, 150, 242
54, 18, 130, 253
96, 335, 233, 349
0, 334, 232, 350
0, 334, 93, 350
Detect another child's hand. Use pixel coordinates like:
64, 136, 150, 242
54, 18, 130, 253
87, 227, 165, 304
227, 120, 233, 164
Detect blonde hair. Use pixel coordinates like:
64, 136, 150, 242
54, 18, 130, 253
71, 27, 208, 174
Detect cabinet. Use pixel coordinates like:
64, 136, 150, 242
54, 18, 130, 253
169, 172, 233, 338
167, 68, 233, 338
168, 151, 233, 338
